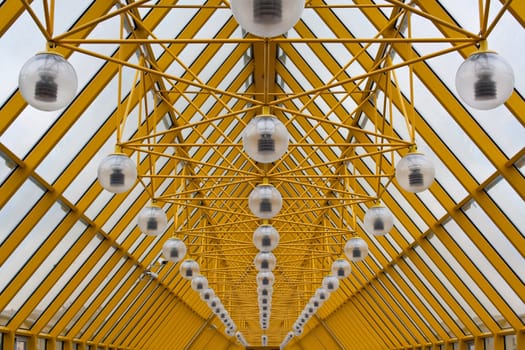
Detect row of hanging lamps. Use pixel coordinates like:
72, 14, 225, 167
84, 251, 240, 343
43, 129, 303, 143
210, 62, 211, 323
235, 331, 249, 347
290, 259, 349, 338
280, 331, 294, 349
455, 41, 514, 110
182, 265, 239, 338
230, 0, 305, 38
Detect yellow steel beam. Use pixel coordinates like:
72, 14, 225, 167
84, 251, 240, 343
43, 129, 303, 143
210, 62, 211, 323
292, 0, 520, 336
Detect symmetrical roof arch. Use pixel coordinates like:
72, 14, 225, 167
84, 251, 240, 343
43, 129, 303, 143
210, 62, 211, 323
0, 1, 523, 350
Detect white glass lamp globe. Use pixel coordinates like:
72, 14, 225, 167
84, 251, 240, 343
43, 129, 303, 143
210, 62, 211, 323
285, 331, 295, 343
191, 275, 208, 292
219, 310, 229, 322
97, 153, 137, 193
19, 52, 78, 111
162, 238, 187, 263
293, 326, 303, 336
331, 259, 351, 279
256, 271, 275, 286
395, 152, 435, 193
253, 225, 280, 252
200, 288, 215, 302
344, 237, 369, 262
455, 51, 514, 110
137, 204, 168, 236
262, 335, 268, 347
225, 327, 235, 337
315, 287, 330, 302
254, 251, 277, 272
212, 303, 225, 315
257, 285, 273, 297
248, 184, 283, 219
304, 304, 315, 316
310, 296, 321, 309
322, 275, 340, 292
258, 295, 271, 306
179, 259, 200, 280
230, 0, 304, 38
243, 115, 289, 163
208, 296, 222, 309
363, 204, 394, 236
306, 301, 318, 314
228, 323, 237, 333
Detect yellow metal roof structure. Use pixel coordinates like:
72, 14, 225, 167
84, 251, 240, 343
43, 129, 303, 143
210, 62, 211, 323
0, 1, 523, 349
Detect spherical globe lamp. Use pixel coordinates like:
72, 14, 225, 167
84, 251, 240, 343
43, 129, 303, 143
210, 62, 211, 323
455, 51, 514, 110
137, 204, 168, 236
331, 259, 351, 279
293, 326, 303, 336
19, 52, 78, 111
225, 327, 235, 337
306, 301, 318, 314
242, 114, 289, 163
212, 304, 225, 316
230, 0, 304, 38
228, 323, 237, 333
256, 271, 275, 286
310, 295, 321, 309
200, 288, 215, 302
219, 310, 229, 322
162, 238, 187, 263
97, 153, 137, 193
248, 184, 283, 219
253, 225, 280, 252
191, 275, 209, 292
179, 259, 200, 280
257, 285, 273, 297
208, 296, 222, 309
363, 204, 394, 236
395, 152, 435, 193
344, 237, 369, 262
258, 295, 271, 306
254, 251, 277, 272
262, 335, 268, 347
322, 275, 340, 292
315, 287, 330, 302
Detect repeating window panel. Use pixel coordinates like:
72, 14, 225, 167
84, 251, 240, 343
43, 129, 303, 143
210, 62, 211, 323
443, 215, 524, 325
485, 176, 525, 240
0, 177, 45, 247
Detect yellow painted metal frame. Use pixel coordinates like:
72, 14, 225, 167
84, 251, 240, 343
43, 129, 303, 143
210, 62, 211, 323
0, 0, 523, 349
